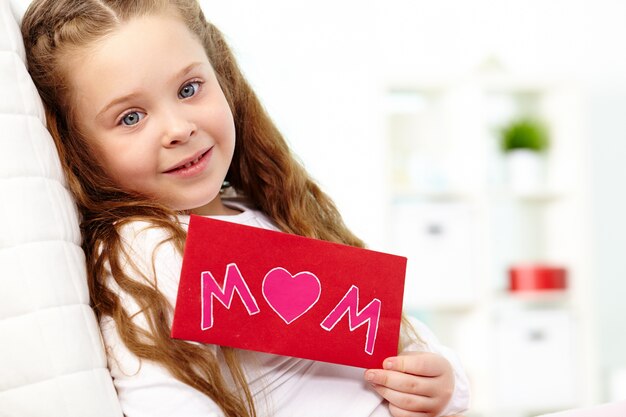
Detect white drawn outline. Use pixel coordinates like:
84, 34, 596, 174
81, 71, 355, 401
262, 267, 322, 325
319, 285, 382, 355
200, 263, 260, 330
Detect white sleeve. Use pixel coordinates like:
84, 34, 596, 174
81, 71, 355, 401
400, 317, 470, 417
99, 221, 223, 417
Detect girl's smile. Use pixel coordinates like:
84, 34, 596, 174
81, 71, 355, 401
163, 147, 213, 177
66, 13, 236, 215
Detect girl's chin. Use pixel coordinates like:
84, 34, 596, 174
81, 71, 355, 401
186, 196, 231, 216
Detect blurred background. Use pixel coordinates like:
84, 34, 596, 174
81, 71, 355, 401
201, 1, 625, 416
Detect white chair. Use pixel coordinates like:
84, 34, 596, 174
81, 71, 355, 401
0, 0, 122, 415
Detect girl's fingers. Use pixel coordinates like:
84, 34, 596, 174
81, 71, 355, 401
384, 352, 449, 377
365, 369, 438, 397
365, 352, 455, 416
388, 403, 431, 417
369, 383, 438, 415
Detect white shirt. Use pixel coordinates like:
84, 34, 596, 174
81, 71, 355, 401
100, 197, 469, 417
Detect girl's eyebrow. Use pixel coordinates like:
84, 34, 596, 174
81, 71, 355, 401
96, 92, 141, 121
95, 62, 207, 120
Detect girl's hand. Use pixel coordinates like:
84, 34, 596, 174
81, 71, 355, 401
365, 351, 455, 417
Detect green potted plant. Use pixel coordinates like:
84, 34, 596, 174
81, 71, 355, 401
499, 118, 550, 192
500, 118, 549, 153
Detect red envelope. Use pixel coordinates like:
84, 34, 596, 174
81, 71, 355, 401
171, 215, 407, 369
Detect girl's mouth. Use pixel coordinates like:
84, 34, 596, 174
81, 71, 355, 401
165, 148, 212, 176
182, 154, 203, 169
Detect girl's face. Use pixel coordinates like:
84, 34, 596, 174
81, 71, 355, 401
67, 14, 236, 215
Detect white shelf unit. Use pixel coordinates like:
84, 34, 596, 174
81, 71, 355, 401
383, 74, 596, 417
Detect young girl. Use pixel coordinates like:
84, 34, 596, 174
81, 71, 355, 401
21, 1, 469, 416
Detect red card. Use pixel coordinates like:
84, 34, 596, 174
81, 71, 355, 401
171, 215, 407, 368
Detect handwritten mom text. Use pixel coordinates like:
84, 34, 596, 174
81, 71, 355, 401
201, 263, 382, 355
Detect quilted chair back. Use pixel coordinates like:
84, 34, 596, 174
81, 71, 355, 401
0, 0, 122, 415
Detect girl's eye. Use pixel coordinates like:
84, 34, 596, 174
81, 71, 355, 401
120, 111, 145, 126
178, 81, 201, 99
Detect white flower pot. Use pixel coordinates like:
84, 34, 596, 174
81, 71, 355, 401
505, 149, 545, 193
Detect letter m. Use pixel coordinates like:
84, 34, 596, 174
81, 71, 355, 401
201, 263, 260, 330
320, 285, 382, 355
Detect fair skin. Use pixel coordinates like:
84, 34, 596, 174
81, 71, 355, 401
366, 352, 457, 417
65, 13, 458, 417
68, 13, 237, 216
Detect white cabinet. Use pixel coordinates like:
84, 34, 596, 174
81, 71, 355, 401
390, 200, 478, 309
494, 309, 577, 412
383, 74, 594, 417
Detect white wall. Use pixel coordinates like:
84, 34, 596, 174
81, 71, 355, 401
200, 1, 387, 247
587, 91, 626, 397
574, 0, 626, 400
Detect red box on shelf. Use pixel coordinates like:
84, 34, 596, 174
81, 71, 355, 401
508, 265, 567, 292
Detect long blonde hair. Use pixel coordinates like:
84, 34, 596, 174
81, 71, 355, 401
22, 1, 365, 416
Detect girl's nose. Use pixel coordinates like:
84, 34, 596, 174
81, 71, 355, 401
162, 113, 196, 147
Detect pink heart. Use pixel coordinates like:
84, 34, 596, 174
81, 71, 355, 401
262, 267, 321, 324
